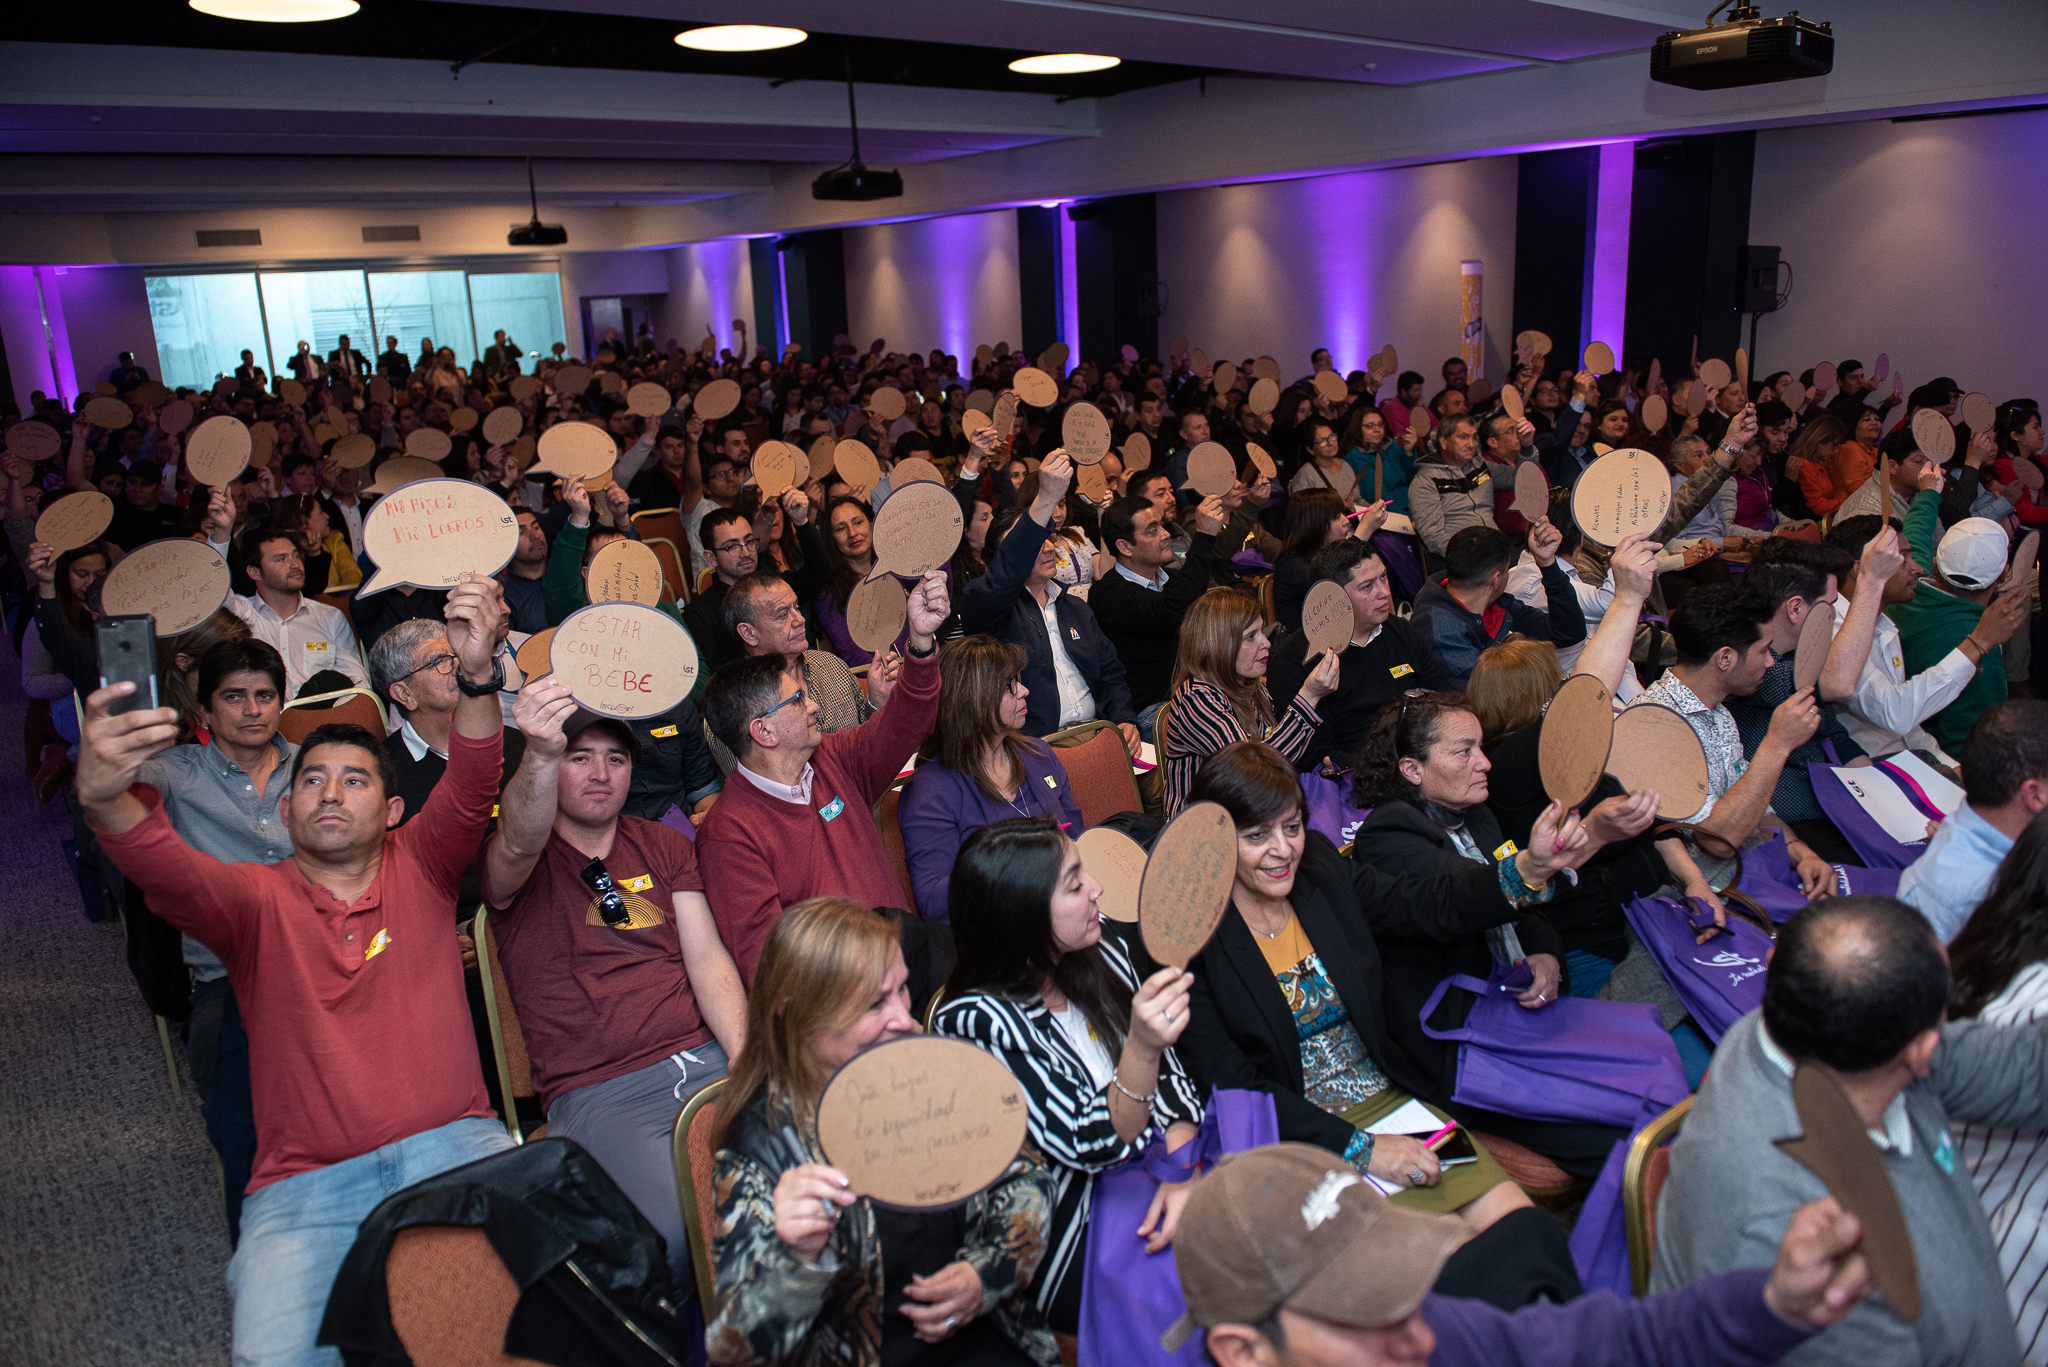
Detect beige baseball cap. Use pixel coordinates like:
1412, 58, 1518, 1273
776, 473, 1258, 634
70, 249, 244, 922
1162, 1144, 1467, 1349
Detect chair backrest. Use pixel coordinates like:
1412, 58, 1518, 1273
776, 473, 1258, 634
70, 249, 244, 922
670, 1079, 727, 1317
1045, 721, 1141, 828
384, 1225, 548, 1367
923, 987, 946, 1032
1256, 574, 1276, 626
871, 787, 917, 907
312, 590, 357, 632
278, 687, 388, 745
474, 905, 541, 1144
1624, 1093, 1695, 1296
641, 536, 691, 605
1153, 697, 1175, 762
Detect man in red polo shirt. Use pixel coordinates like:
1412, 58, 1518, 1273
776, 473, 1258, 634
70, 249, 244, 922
76, 573, 515, 1367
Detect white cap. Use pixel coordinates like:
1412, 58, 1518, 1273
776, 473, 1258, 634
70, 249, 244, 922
1935, 517, 2009, 590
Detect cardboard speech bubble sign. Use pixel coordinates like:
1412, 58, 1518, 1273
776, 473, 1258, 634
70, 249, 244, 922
1184, 442, 1237, 497
965, 388, 996, 416
405, 427, 452, 463
83, 396, 133, 430
1062, 403, 1112, 465
1299, 580, 1351, 661
1608, 702, 1712, 820
482, 406, 525, 447
1513, 462, 1550, 521
329, 432, 376, 470
1075, 460, 1109, 502
1012, 367, 1059, 408
99, 538, 231, 636
515, 627, 555, 682
1911, 409, 1955, 464
1777, 1064, 1921, 1323
587, 538, 664, 607
533, 422, 617, 483
871, 480, 963, 580
807, 433, 839, 483
815, 1035, 1031, 1211
1140, 802, 1237, 969
550, 600, 699, 719
1538, 674, 1613, 810
358, 479, 519, 597
7, 420, 61, 464
449, 406, 480, 434
185, 415, 251, 486
1792, 600, 1836, 692
1313, 370, 1349, 404
890, 457, 944, 488
752, 440, 798, 497
846, 574, 908, 655
834, 440, 881, 494
626, 382, 671, 418
551, 365, 592, 399
35, 491, 114, 552
1247, 377, 1280, 416
695, 379, 741, 421
1252, 356, 1282, 385
361, 455, 442, 495
157, 399, 194, 436
1500, 383, 1524, 424
280, 378, 308, 407
1246, 441, 1276, 482
1572, 448, 1671, 548
1077, 826, 1148, 923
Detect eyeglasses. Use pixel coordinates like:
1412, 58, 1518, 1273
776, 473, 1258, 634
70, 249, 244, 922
397, 652, 456, 683
753, 687, 806, 723
714, 535, 761, 556
1002, 675, 1025, 693
580, 857, 633, 928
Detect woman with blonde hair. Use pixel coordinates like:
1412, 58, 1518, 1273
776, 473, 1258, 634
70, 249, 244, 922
1160, 588, 1338, 815
711, 897, 1057, 1367
900, 635, 1083, 921
270, 493, 361, 596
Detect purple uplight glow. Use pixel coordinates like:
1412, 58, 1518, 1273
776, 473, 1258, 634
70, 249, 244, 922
1057, 208, 1081, 352
1585, 142, 1634, 363
0, 266, 76, 409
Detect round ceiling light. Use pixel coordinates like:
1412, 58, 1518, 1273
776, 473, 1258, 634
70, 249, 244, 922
675, 25, 808, 52
188, 0, 359, 19
1008, 53, 1121, 75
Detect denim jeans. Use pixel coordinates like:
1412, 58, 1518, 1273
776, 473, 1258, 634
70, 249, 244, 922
228, 1115, 515, 1366
1136, 699, 1166, 748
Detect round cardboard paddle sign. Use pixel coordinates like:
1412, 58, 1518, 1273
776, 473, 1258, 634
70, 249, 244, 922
1380, 344, 1399, 372
1299, 580, 1351, 660
961, 408, 992, 438
1466, 378, 1494, 406
313, 422, 342, 447
1698, 358, 1732, 393
598, 372, 628, 397
280, 378, 308, 407
1122, 431, 1152, 472
406, 427, 453, 463
550, 601, 699, 720
533, 422, 617, 483
1189, 349, 1211, 379
158, 399, 194, 436
965, 389, 996, 416
1513, 462, 1550, 520
372, 376, 398, 403
1911, 409, 1955, 464
1778, 376, 1808, 411
35, 491, 114, 552
815, 1035, 1031, 1211
846, 574, 908, 654
808, 434, 839, 483
1792, 600, 1836, 691
1247, 377, 1280, 416
1122, 343, 1141, 364
1572, 448, 1671, 548
871, 480, 963, 579
1140, 802, 1237, 969
362, 455, 441, 494
1246, 441, 1276, 481
1252, 356, 1282, 385
1960, 392, 1996, 435
752, 440, 799, 497
588, 538, 664, 607
1684, 380, 1710, 418
1314, 370, 1349, 403
1184, 442, 1237, 497
357, 480, 519, 597
2015, 459, 2046, 493
8, 420, 61, 463
867, 386, 907, 422
551, 365, 593, 399
83, 396, 133, 430
99, 538, 231, 636
450, 407, 481, 435
133, 381, 173, 409
515, 627, 555, 681
890, 457, 944, 488
1075, 460, 1109, 502
482, 406, 525, 447
1500, 384, 1524, 423
186, 415, 251, 485
1040, 341, 1070, 374
508, 375, 539, 403
694, 379, 741, 421
1778, 1064, 1921, 1324
249, 421, 278, 469
1812, 361, 1837, 395
1872, 353, 1890, 387
1077, 827, 1148, 923
1582, 341, 1615, 375
1539, 674, 1614, 809
1012, 367, 1059, 408
834, 439, 881, 493
1608, 703, 1712, 820
2004, 530, 2040, 597
1735, 348, 1749, 390
1640, 394, 1669, 434
1210, 361, 1238, 396
1063, 403, 1112, 465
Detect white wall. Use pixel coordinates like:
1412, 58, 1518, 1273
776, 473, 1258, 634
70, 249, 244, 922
657, 239, 757, 360
1154, 156, 1520, 384
1749, 108, 2048, 403
843, 211, 1022, 362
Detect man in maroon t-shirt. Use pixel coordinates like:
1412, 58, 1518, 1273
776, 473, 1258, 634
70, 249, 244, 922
481, 675, 747, 1302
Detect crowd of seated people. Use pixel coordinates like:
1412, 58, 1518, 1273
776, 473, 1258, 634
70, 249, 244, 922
16, 324, 2048, 1367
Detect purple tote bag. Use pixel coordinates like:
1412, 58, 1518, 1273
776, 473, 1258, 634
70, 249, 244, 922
1077, 1090, 1279, 1367
1621, 896, 1771, 1044
1418, 961, 1688, 1129
1808, 759, 1944, 870
1300, 770, 1371, 851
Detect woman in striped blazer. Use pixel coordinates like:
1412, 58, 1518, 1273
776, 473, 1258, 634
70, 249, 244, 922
931, 819, 1205, 1339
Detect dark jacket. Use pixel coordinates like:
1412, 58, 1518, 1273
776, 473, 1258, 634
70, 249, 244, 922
1411, 567, 1585, 689
959, 510, 1136, 735
1084, 532, 1217, 712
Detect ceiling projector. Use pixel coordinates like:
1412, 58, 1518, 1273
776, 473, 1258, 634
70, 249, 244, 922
812, 162, 903, 202
1650, 5, 1833, 90
508, 217, 568, 247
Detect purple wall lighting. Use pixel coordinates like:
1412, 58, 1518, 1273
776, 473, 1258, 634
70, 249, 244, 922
1586, 142, 1634, 365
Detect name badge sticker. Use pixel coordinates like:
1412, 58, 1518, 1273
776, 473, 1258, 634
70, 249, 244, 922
1390, 663, 1415, 678
621, 874, 654, 893
821, 797, 846, 821
365, 927, 392, 960
305, 641, 329, 652
1492, 840, 1519, 861
651, 724, 680, 738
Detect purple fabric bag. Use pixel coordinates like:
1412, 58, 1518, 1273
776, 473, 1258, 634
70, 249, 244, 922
1077, 1090, 1279, 1367
1300, 770, 1371, 851
1833, 863, 1900, 897
1807, 760, 1943, 870
1730, 829, 1809, 921
1374, 531, 1426, 599
1566, 1100, 1680, 1299
1620, 896, 1771, 1044
658, 804, 698, 841
1418, 961, 1688, 1129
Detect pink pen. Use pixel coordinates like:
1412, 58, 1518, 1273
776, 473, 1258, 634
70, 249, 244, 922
1421, 1121, 1458, 1152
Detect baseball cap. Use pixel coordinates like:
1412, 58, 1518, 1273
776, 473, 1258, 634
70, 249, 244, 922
1934, 517, 2009, 590
563, 709, 640, 756
1927, 377, 1964, 398
1161, 1144, 1467, 1350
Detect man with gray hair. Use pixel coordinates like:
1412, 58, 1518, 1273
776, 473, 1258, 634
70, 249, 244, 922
705, 571, 893, 773
370, 617, 526, 852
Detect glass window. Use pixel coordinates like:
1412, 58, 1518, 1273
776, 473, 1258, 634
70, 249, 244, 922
368, 270, 476, 373
466, 273, 567, 371
260, 270, 374, 383
144, 273, 266, 391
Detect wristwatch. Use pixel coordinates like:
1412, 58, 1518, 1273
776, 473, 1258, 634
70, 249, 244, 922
456, 659, 506, 696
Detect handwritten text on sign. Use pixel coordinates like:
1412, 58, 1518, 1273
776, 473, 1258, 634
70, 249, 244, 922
815, 1037, 1030, 1210
1139, 801, 1238, 968
549, 601, 698, 720
99, 538, 231, 635
359, 479, 520, 596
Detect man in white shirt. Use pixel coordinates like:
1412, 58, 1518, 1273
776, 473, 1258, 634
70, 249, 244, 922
225, 525, 368, 696
1823, 514, 2021, 766
1897, 700, 2048, 942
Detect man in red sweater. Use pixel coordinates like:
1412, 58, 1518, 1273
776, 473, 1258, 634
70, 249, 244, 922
75, 574, 514, 1367
697, 567, 948, 982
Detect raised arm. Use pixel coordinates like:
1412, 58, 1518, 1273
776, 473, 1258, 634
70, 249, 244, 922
481, 675, 577, 906
1570, 533, 1656, 691
1821, 527, 1904, 703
